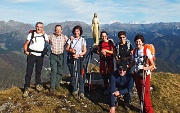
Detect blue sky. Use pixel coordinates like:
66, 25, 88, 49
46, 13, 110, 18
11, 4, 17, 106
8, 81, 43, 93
0, 0, 180, 24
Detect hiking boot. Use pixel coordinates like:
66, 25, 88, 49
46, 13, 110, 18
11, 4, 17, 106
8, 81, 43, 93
72, 91, 78, 99
80, 93, 86, 100
22, 88, 29, 98
55, 86, 60, 90
72, 91, 78, 96
50, 88, 55, 94
124, 103, 131, 111
36, 84, 44, 92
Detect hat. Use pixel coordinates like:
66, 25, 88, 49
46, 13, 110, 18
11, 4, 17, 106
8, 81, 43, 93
118, 60, 127, 70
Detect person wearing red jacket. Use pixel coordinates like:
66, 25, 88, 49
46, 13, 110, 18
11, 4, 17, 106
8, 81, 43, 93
97, 31, 114, 95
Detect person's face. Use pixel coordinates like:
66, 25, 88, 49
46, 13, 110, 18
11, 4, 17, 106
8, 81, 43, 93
135, 39, 144, 49
101, 33, 108, 41
55, 26, 62, 36
74, 29, 81, 37
36, 24, 43, 34
118, 68, 127, 76
119, 35, 126, 43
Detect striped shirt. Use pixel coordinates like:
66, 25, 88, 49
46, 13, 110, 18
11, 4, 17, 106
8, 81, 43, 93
49, 33, 68, 54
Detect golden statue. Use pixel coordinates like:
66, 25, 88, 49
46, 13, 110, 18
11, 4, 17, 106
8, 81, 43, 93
92, 13, 100, 46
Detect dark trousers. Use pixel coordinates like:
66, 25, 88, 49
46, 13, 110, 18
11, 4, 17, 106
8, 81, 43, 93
102, 74, 111, 89
24, 54, 44, 88
100, 58, 114, 89
67, 58, 84, 94
50, 53, 64, 88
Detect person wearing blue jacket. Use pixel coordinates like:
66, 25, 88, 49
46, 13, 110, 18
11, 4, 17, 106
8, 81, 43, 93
109, 60, 134, 113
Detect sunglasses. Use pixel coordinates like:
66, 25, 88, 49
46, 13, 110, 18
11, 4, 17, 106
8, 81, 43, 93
119, 37, 126, 39
118, 68, 126, 71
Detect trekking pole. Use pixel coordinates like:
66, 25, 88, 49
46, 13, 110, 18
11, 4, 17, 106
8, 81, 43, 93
74, 60, 79, 97
140, 70, 146, 113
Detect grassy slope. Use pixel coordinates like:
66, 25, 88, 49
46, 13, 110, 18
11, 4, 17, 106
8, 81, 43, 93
151, 72, 180, 112
0, 72, 179, 113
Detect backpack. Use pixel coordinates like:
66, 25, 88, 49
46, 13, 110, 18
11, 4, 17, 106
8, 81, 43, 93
133, 44, 156, 71
27, 30, 48, 56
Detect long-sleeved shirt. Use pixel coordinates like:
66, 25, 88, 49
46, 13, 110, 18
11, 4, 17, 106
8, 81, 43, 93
110, 70, 134, 107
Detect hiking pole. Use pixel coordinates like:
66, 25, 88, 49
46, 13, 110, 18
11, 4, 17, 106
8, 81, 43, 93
74, 60, 79, 98
140, 70, 146, 113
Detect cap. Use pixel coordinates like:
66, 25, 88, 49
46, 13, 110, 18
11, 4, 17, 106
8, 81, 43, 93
118, 60, 127, 70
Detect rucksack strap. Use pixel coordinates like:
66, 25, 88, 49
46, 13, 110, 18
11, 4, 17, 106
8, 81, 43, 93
126, 40, 130, 50
28, 30, 46, 52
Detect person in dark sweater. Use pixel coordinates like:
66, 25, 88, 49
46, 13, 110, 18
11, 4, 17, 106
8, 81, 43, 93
109, 60, 134, 113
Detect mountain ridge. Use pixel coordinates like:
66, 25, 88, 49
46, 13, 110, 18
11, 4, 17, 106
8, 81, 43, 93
0, 20, 179, 89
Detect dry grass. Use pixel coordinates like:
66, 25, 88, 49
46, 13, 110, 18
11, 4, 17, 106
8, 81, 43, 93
151, 72, 180, 112
0, 72, 179, 113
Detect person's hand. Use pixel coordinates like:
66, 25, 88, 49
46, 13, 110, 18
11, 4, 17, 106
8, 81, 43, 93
42, 29, 45, 35
110, 107, 115, 113
69, 48, 76, 54
113, 91, 120, 96
49, 40, 52, 45
101, 49, 106, 56
70, 36, 74, 40
73, 54, 79, 59
71, 49, 76, 54
24, 51, 30, 55
115, 57, 120, 65
143, 66, 151, 70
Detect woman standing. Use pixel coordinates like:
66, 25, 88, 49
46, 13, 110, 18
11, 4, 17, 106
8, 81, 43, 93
128, 34, 154, 113
66, 25, 87, 99
97, 31, 114, 95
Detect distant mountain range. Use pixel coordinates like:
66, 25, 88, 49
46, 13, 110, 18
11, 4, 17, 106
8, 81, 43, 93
0, 20, 179, 88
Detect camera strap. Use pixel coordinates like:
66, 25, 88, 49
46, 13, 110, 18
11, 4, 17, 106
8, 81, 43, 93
71, 38, 80, 49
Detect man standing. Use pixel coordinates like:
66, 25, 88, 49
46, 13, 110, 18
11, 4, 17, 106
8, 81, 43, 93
110, 60, 134, 113
23, 22, 49, 98
48, 25, 68, 93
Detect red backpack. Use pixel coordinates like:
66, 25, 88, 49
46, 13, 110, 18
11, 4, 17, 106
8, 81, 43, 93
133, 44, 156, 71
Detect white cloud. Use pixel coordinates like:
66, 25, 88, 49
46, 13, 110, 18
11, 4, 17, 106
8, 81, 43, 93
0, 0, 180, 24
9, 0, 41, 3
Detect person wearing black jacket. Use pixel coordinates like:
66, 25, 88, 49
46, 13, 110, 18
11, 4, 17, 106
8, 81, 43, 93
114, 31, 133, 75
109, 60, 134, 113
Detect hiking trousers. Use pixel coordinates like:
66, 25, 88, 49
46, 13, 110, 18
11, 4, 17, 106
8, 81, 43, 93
100, 58, 114, 89
67, 57, 84, 94
24, 54, 44, 88
50, 53, 64, 89
134, 73, 154, 113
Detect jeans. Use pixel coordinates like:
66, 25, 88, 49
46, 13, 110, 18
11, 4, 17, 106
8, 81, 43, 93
67, 57, 84, 94
50, 53, 64, 88
24, 54, 44, 88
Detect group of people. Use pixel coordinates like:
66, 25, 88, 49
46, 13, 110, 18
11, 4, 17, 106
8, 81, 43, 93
23, 22, 155, 113
98, 31, 155, 113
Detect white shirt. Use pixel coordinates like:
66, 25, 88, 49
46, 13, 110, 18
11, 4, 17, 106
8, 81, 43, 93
132, 47, 152, 74
67, 37, 86, 55
27, 32, 48, 56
